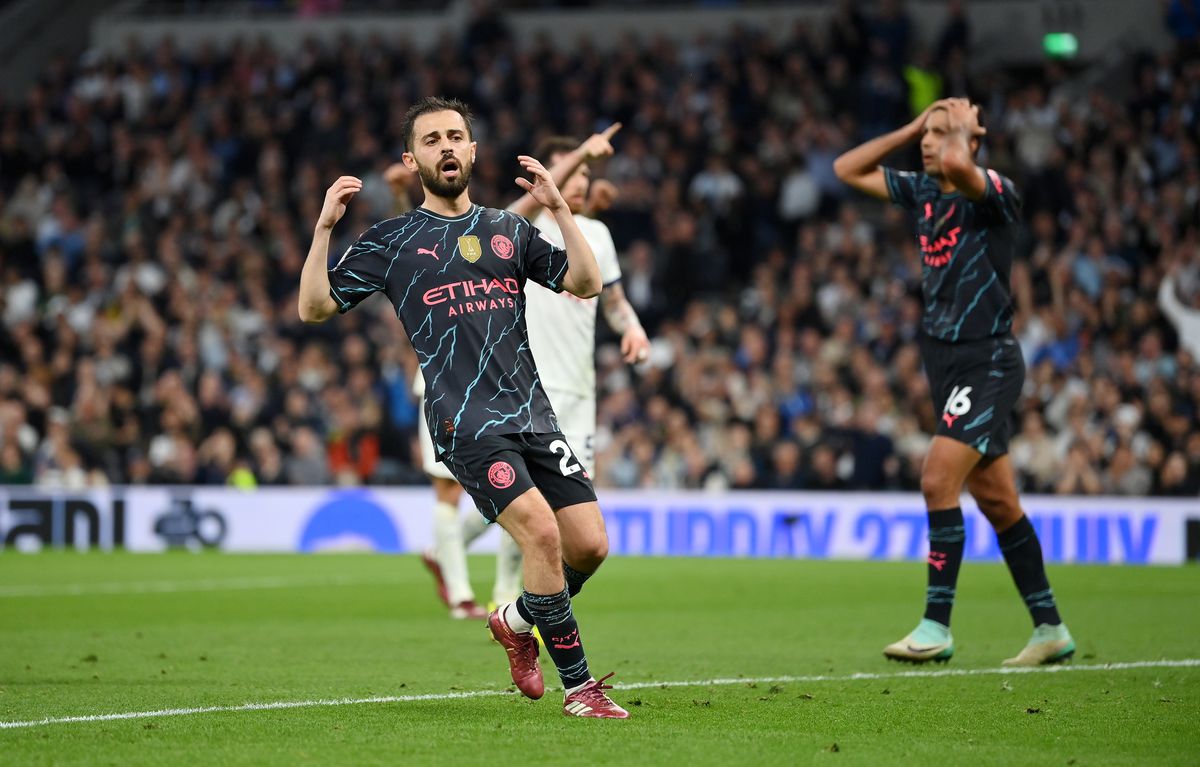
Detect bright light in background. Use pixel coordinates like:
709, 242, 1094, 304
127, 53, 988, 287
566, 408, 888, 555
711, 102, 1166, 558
1043, 32, 1079, 59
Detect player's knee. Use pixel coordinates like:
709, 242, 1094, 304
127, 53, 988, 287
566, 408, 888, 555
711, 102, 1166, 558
575, 535, 608, 570
976, 494, 1021, 530
522, 517, 562, 557
920, 469, 958, 506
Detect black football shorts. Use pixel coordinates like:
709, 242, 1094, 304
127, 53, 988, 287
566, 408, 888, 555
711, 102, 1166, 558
919, 334, 1025, 457
440, 431, 597, 522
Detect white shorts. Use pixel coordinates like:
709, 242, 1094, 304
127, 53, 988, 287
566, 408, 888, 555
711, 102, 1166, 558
544, 389, 596, 477
418, 407, 456, 481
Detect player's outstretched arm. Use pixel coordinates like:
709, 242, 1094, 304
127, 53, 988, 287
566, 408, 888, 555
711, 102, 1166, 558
600, 283, 650, 363
299, 175, 361, 323
834, 102, 940, 200
508, 123, 622, 219
515, 155, 601, 298
936, 98, 989, 201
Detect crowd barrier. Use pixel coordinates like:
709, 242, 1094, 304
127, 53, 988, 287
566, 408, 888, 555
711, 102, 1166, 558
0, 487, 1196, 564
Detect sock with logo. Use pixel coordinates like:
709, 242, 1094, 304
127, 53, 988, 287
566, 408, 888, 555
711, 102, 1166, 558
519, 588, 590, 689
923, 507, 966, 627
563, 560, 594, 597
997, 515, 1062, 626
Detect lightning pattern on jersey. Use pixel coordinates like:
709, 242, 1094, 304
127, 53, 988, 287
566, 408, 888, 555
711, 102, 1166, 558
327, 205, 567, 455
884, 167, 1022, 344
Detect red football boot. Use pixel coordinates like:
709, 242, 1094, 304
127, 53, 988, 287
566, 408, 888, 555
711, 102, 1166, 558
450, 600, 488, 620
487, 608, 544, 700
562, 673, 630, 719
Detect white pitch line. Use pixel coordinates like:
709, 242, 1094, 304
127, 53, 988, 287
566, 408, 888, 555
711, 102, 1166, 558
0, 575, 400, 598
2, 659, 1197, 731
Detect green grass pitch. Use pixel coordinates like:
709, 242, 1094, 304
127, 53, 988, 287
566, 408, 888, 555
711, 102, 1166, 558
1, 552, 1197, 765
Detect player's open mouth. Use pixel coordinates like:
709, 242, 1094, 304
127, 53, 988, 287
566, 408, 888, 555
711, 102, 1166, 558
440, 159, 460, 178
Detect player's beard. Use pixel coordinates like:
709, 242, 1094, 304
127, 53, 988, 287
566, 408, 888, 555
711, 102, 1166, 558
418, 154, 473, 199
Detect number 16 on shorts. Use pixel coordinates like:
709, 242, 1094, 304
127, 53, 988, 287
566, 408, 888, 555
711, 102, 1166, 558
941, 385, 973, 429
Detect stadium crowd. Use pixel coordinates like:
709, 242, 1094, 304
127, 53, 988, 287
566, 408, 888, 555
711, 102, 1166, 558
1, 2, 1198, 496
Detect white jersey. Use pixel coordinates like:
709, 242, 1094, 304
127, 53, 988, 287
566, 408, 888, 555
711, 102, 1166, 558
523, 210, 623, 399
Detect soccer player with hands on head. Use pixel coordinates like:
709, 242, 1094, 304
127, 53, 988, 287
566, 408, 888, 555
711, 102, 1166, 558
299, 97, 629, 718
408, 121, 650, 630
835, 97, 1075, 667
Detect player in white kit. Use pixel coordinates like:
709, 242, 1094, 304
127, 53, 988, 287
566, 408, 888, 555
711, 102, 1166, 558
408, 125, 650, 616
514, 130, 650, 473
505, 126, 651, 598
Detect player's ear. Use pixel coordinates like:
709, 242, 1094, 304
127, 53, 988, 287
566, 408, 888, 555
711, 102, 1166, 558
470, 141, 477, 163
402, 152, 418, 172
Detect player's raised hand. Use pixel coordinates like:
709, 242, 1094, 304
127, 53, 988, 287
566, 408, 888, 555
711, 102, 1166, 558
907, 100, 946, 138
383, 163, 414, 191
515, 155, 566, 211
944, 98, 987, 137
586, 178, 620, 215
620, 325, 651, 365
578, 123, 623, 162
317, 176, 362, 230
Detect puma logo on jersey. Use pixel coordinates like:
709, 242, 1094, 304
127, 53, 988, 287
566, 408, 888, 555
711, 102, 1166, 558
418, 244, 440, 261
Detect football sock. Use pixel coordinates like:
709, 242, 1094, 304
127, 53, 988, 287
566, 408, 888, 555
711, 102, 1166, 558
563, 560, 593, 597
520, 588, 590, 689
923, 507, 965, 627
461, 512, 489, 547
564, 678, 592, 695
432, 501, 474, 604
503, 600, 534, 633
997, 515, 1062, 626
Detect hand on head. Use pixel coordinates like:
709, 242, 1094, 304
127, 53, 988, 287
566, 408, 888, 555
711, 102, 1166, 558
940, 97, 987, 137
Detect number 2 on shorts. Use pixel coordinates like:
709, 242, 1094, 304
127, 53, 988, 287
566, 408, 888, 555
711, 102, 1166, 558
549, 439, 582, 476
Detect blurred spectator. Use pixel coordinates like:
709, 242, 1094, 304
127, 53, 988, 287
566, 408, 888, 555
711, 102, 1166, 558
1056, 442, 1103, 495
0, 6, 1195, 498
1158, 266, 1200, 359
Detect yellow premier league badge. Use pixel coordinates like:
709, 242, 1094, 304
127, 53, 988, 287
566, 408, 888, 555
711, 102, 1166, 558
458, 235, 483, 263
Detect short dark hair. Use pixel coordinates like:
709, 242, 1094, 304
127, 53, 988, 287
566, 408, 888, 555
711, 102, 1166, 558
401, 96, 474, 152
535, 136, 579, 163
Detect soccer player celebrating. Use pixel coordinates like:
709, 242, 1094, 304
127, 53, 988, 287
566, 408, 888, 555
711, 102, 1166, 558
299, 96, 629, 717
834, 98, 1075, 666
